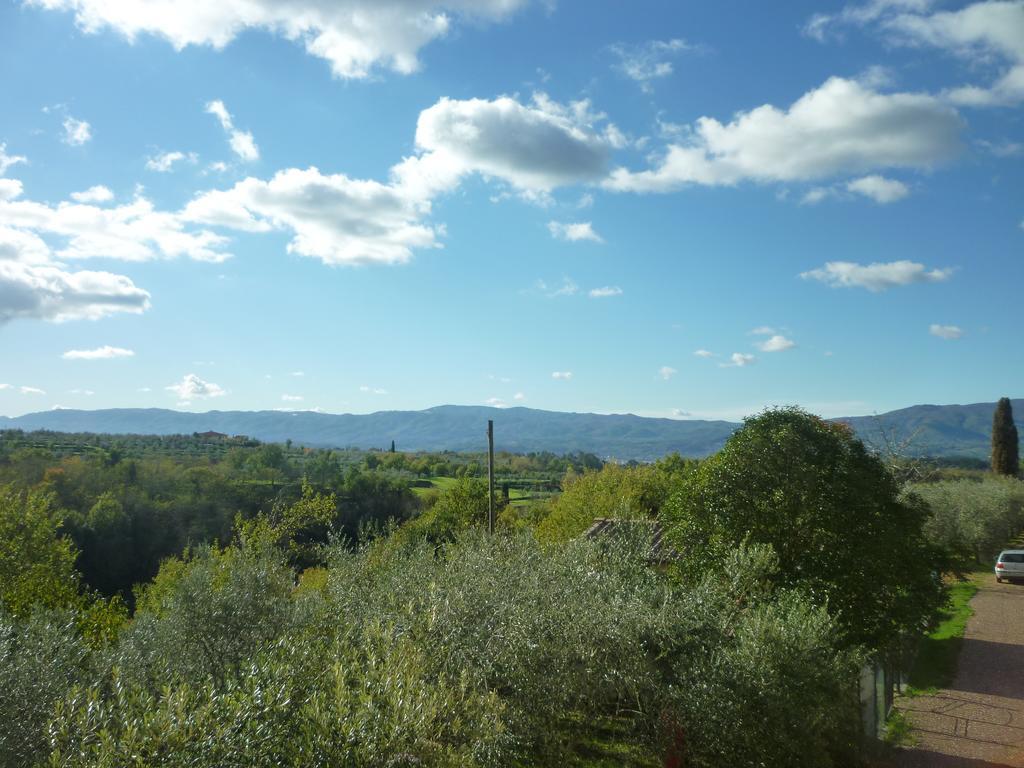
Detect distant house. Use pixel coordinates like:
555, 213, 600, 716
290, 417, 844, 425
583, 518, 679, 565
195, 431, 227, 439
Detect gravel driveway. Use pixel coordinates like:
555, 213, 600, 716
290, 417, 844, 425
895, 576, 1024, 767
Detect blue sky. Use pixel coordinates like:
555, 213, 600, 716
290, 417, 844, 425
0, 0, 1021, 421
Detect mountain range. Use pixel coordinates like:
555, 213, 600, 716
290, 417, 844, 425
1, 401, 1020, 461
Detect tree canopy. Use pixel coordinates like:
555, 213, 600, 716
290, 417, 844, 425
661, 407, 944, 651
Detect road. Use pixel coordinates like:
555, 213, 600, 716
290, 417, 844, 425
895, 576, 1024, 767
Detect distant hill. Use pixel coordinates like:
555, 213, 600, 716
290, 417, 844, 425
0, 401, 1020, 461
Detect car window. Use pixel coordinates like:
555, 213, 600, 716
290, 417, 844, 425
1001, 553, 1024, 563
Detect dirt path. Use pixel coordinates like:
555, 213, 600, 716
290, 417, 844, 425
894, 576, 1024, 767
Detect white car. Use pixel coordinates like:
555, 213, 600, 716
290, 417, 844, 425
995, 550, 1024, 583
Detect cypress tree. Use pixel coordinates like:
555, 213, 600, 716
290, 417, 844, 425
991, 397, 1020, 476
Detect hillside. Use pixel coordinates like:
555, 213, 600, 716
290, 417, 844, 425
1, 401, 1020, 461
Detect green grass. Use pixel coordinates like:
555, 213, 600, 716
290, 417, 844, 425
883, 708, 916, 747
905, 571, 983, 695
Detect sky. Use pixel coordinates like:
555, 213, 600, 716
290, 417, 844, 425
0, 0, 1021, 421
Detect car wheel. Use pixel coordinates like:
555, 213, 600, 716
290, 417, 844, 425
997, 577, 1004, 583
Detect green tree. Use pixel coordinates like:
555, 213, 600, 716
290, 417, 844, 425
662, 407, 943, 651
991, 397, 1020, 477
0, 485, 81, 617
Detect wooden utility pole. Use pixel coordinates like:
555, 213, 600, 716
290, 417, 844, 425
487, 419, 495, 533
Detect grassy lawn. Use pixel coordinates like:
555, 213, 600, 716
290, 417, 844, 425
905, 571, 983, 695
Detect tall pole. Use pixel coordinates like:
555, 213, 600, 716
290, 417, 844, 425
487, 419, 495, 534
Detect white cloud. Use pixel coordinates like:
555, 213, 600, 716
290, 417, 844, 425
885, 1, 1024, 107
166, 373, 226, 400
0, 383, 10, 390
513, 391, 525, 401
721, 353, 756, 368
0, 186, 230, 263
30, 0, 530, 79
69, 388, 94, 395
604, 77, 961, 193
206, 100, 259, 161
588, 285, 622, 298
485, 397, 508, 408
397, 93, 616, 197
659, 365, 677, 380
846, 174, 910, 203
70, 185, 114, 204
359, 385, 387, 394
281, 394, 303, 402
930, 323, 964, 339
0, 258, 151, 324
755, 334, 797, 352
62, 117, 92, 146
184, 167, 438, 265
976, 138, 1023, 156
0, 144, 27, 176
147, 150, 197, 172
551, 371, 573, 380
576, 193, 594, 209
290, 371, 305, 377
20, 385, 46, 395
803, 0, 933, 41
750, 326, 775, 335
801, 259, 953, 291
534, 277, 578, 298
62, 345, 134, 360
610, 39, 696, 93
800, 187, 835, 205
693, 349, 715, 358
548, 220, 603, 243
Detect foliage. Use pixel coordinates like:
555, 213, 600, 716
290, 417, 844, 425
390, 477, 490, 546
911, 476, 1024, 565
0, 486, 81, 618
991, 397, 1020, 476
0, 609, 90, 767
662, 407, 944, 651
536, 454, 696, 543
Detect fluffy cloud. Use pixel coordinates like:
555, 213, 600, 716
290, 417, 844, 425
281, 394, 303, 402
62, 116, 92, 146
147, 151, 197, 172
166, 373, 226, 400
930, 323, 964, 339
610, 39, 695, 92
803, 0, 932, 40
721, 353, 756, 367
604, 77, 961, 192
28, 0, 531, 79
884, 1, 1024, 107
755, 334, 796, 352
0, 259, 150, 323
0, 144, 27, 176
551, 371, 573, 380
0, 186, 230, 263
184, 167, 439, 265
693, 349, 715, 358
62, 345, 134, 360
588, 286, 622, 298
206, 100, 259, 161
70, 185, 114, 203
845, 175, 909, 203
20, 386, 46, 395
801, 260, 953, 291
399, 93, 616, 197
659, 365, 677, 380
548, 221, 603, 243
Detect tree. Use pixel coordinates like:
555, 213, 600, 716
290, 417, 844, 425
0, 485, 81, 617
991, 397, 1020, 477
661, 407, 943, 651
